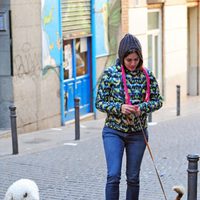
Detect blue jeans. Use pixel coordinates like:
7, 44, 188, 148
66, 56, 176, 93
102, 126, 148, 200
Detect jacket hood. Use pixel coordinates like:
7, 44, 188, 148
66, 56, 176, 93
118, 33, 143, 67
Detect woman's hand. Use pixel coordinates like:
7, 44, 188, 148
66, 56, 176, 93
121, 104, 141, 116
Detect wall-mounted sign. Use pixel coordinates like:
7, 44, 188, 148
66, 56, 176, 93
0, 12, 7, 31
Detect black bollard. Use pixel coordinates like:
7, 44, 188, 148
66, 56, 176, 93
74, 98, 80, 140
148, 113, 152, 122
176, 85, 181, 116
9, 105, 18, 154
187, 154, 199, 200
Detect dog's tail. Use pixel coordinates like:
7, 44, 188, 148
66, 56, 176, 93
173, 185, 185, 200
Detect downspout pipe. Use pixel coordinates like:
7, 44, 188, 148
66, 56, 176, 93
58, 0, 65, 125
9, 10, 13, 76
91, 0, 97, 119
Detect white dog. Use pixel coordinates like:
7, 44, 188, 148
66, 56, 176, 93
4, 179, 39, 200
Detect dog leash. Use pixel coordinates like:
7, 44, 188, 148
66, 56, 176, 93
121, 65, 168, 200
137, 118, 168, 200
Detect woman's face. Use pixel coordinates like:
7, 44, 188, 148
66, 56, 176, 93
123, 52, 140, 71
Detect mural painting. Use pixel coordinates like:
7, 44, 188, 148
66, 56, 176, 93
41, 0, 61, 76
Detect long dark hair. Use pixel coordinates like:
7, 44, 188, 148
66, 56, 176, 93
123, 49, 143, 70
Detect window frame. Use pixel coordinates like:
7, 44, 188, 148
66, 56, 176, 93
147, 9, 162, 87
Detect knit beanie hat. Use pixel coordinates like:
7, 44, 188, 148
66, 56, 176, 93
118, 33, 143, 67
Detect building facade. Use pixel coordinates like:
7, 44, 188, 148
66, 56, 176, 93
0, 0, 62, 133
0, 0, 199, 133
119, 0, 200, 107
0, 0, 120, 133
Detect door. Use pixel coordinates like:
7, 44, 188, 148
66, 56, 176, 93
63, 37, 91, 121
147, 9, 163, 92
61, 0, 92, 121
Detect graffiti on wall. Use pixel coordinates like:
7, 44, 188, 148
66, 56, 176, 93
14, 42, 41, 78
41, 0, 61, 76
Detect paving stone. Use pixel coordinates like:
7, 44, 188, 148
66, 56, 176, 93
0, 109, 200, 199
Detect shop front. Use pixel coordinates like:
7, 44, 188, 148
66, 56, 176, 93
61, 0, 92, 121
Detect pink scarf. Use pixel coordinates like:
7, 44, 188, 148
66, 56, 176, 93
121, 65, 150, 105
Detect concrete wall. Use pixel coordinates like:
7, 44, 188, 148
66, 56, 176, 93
128, 6, 148, 66
92, 0, 199, 117
0, 0, 13, 129
10, 0, 60, 133
165, 0, 186, 6
164, 4, 188, 105
127, 1, 189, 107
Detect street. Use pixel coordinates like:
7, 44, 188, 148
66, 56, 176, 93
0, 112, 200, 199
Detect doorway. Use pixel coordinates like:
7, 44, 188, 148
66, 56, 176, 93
147, 9, 163, 92
63, 37, 91, 121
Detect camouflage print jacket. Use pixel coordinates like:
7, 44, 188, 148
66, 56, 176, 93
95, 64, 163, 133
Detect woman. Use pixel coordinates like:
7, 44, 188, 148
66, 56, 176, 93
95, 33, 163, 200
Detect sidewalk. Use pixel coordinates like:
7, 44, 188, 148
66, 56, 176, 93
0, 118, 105, 156
0, 95, 199, 156
153, 95, 200, 122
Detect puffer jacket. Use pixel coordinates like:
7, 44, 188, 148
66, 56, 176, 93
95, 64, 163, 132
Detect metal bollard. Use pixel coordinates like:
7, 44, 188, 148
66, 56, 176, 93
148, 113, 152, 122
187, 154, 199, 200
176, 85, 181, 116
74, 98, 80, 140
9, 105, 18, 154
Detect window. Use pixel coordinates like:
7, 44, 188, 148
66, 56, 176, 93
0, 11, 9, 34
133, 0, 139, 6
63, 37, 89, 79
147, 10, 162, 86
63, 40, 73, 79
148, 12, 159, 30
75, 38, 88, 77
